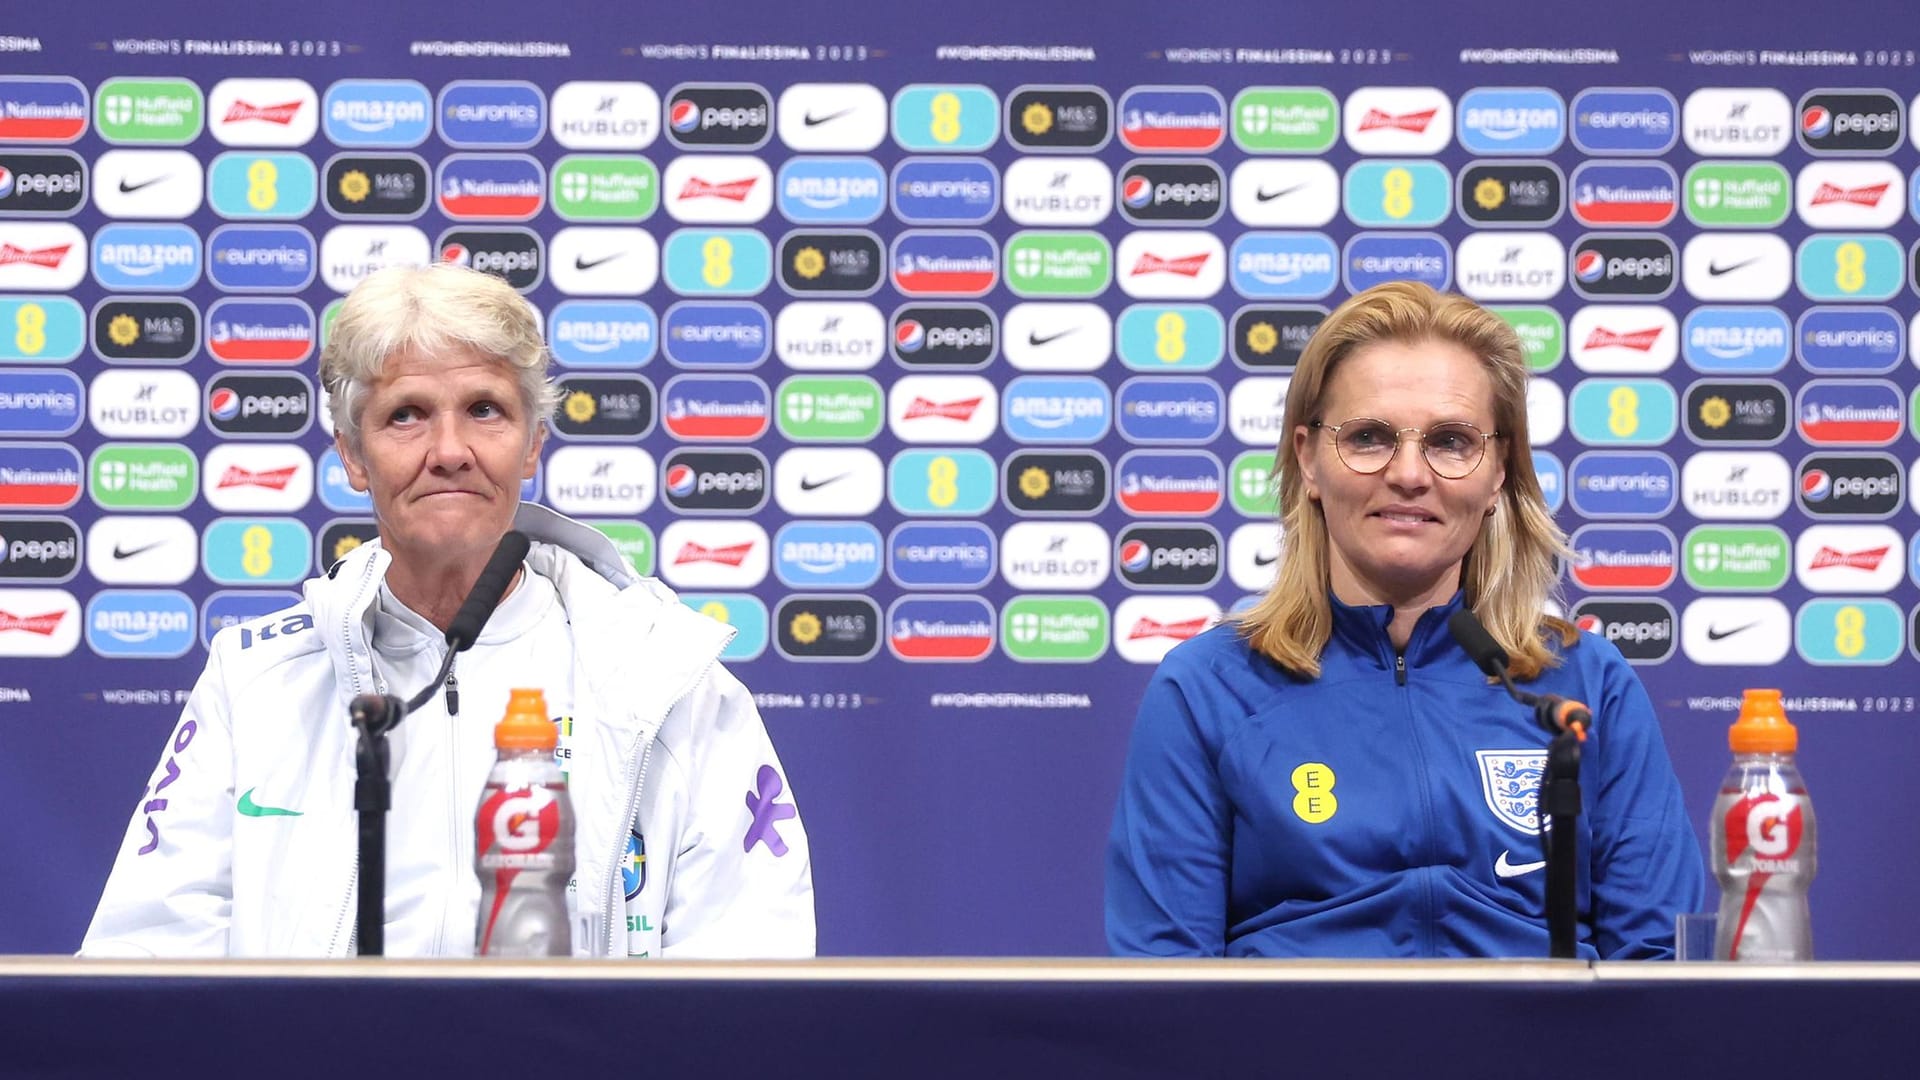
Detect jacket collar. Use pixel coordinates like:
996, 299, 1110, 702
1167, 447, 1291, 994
1327, 590, 1470, 672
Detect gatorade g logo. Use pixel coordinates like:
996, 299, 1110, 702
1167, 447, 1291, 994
480, 785, 561, 855
1724, 792, 1803, 864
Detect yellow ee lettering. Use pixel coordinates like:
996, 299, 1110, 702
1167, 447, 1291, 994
1290, 762, 1338, 823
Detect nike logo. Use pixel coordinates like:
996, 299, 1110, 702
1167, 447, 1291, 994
237, 788, 303, 818
117, 176, 167, 195
803, 107, 854, 127
1252, 552, 1278, 567
798, 472, 848, 492
1707, 257, 1759, 277
1027, 328, 1078, 347
574, 252, 624, 272
112, 539, 167, 560
1494, 849, 1545, 878
1705, 621, 1759, 642
1255, 183, 1308, 202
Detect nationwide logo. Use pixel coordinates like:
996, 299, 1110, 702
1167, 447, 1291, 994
661, 374, 771, 440
90, 298, 196, 363
1569, 304, 1677, 373
203, 444, 312, 512
778, 375, 885, 441
1682, 597, 1791, 665
1570, 87, 1678, 155
204, 297, 314, 366
1682, 88, 1791, 156
553, 374, 653, 441
888, 157, 997, 226
1794, 524, 1903, 593
1004, 230, 1112, 298
887, 521, 995, 590
200, 589, 303, 647
1116, 377, 1224, 444
1685, 380, 1788, 444
667, 83, 772, 149
1233, 305, 1322, 369
1681, 306, 1790, 374
208, 78, 318, 147
1679, 451, 1791, 521
1454, 232, 1565, 302
1795, 233, 1902, 302
774, 446, 884, 517
206, 151, 317, 220
1683, 525, 1790, 592
1003, 450, 1109, 515
545, 445, 654, 516
0, 516, 78, 582
1570, 234, 1676, 299
774, 301, 883, 371
1115, 303, 1224, 372
88, 370, 197, 438
548, 226, 658, 296
1228, 159, 1339, 228
0, 76, 89, 143
437, 81, 545, 149
207, 224, 316, 292
323, 154, 429, 218
552, 154, 658, 223
1001, 158, 1112, 227
1117, 86, 1226, 152
1681, 233, 1791, 302
1007, 86, 1112, 150
1685, 162, 1790, 228
438, 227, 542, 292
1457, 87, 1565, 155
889, 448, 995, 515
322, 79, 432, 148
1116, 451, 1223, 516
205, 373, 312, 438
202, 518, 312, 587
773, 521, 882, 588
1118, 160, 1224, 225
891, 304, 995, 368
1229, 232, 1338, 299
1567, 378, 1678, 447
663, 154, 772, 224
891, 84, 999, 153
547, 299, 656, 368
776, 82, 886, 152
774, 595, 879, 661
549, 80, 658, 151
1003, 302, 1111, 372
93, 76, 201, 145
1570, 524, 1677, 590
1227, 375, 1289, 446
889, 374, 997, 443
1000, 521, 1110, 589
1344, 86, 1453, 154
1343, 159, 1452, 229
1457, 162, 1564, 227
0, 587, 80, 657
661, 522, 766, 589
775, 156, 884, 225
887, 597, 994, 662
88, 515, 195, 586
1002, 376, 1110, 443
435, 154, 544, 220
1570, 598, 1675, 664
1797, 90, 1903, 154
1570, 161, 1678, 227
0, 151, 84, 215
1797, 306, 1902, 374
779, 230, 881, 295
91, 222, 200, 291
1796, 379, 1902, 444
1231, 87, 1339, 153
662, 449, 767, 514
1344, 232, 1451, 293
663, 301, 767, 368
891, 231, 998, 296
1798, 453, 1902, 518
88, 444, 195, 512
1568, 451, 1677, 518
1796, 160, 1903, 229
1114, 596, 1221, 664
1002, 595, 1109, 663
0, 296, 82, 364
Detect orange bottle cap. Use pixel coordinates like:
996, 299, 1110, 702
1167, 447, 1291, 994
495, 687, 557, 750
1729, 688, 1797, 753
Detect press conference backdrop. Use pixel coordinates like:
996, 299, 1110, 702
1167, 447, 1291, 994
0, 0, 1915, 957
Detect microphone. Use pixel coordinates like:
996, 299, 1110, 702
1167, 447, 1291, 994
446, 530, 531, 652
1446, 608, 1590, 740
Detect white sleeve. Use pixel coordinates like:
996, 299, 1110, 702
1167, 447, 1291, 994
78, 643, 237, 957
657, 664, 816, 959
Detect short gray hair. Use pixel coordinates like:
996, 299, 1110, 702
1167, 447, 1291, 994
320, 262, 559, 450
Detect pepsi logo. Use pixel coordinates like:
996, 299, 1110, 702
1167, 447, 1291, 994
209, 389, 240, 422
440, 242, 468, 267
1801, 106, 1831, 140
1122, 175, 1152, 208
1119, 539, 1150, 573
1802, 469, 1831, 501
671, 100, 700, 133
895, 319, 924, 352
666, 463, 697, 498
1574, 250, 1604, 282
1575, 613, 1601, 633
0, 167, 12, 199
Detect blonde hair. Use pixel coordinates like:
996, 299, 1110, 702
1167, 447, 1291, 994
1234, 281, 1576, 680
320, 262, 558, 450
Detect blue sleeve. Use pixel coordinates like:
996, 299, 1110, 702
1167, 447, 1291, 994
1583, 642, 1709, 959
1105, 658, 1232, 957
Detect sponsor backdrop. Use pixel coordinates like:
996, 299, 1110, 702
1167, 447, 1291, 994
1, 0, 1916, 957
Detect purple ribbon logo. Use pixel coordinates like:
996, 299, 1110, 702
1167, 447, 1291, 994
743, 764, 797, 856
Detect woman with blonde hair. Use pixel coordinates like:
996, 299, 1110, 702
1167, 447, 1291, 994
1106, 281, 1703, 958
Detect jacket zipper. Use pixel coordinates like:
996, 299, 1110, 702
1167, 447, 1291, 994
445, 660, 460, 715
1396, 646, 1440, 955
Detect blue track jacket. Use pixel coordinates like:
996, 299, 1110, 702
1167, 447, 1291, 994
1106, 593, 1706, 959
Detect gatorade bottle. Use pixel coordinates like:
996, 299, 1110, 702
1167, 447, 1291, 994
475, 688, 574, 957
1711, 689, 1816, 961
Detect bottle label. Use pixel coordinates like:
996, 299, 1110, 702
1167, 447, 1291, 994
477, 783, 563, 869
1723, 791, 1806, 874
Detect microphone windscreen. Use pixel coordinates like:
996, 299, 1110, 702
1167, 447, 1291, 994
445, 531, 531, 651
1446, 607, 1510, 678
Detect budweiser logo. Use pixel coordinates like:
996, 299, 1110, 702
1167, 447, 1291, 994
1358, 108, 1436, 133
902, 397, 982, 421
679, 177, 757, 201
0, 610, 64, 635
224, 100, 303, 125
674, 542, 754, 566
218, 465, 298, 490
1810, 182, 1888, 207
1585, 327, 1663, 352
1809, 545, 1888, 571
0, 243, 70, 268
1131, 253, 1209, 277
1128, 617, 1207, 641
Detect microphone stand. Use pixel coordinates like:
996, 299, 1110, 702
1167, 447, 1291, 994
1541, 718, 1582, 960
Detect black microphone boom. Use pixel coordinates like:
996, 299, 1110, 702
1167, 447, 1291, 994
446, 530, 531, 652
1447, 607, 1509, 680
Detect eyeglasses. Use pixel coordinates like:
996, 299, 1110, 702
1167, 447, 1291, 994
1311, 417, 1499, 480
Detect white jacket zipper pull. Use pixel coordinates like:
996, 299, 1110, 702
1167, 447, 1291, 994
445, 664, 460, 716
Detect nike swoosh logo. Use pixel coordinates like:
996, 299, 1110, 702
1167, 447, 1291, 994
1706, 621, 1759, 642
112, 540, 167, 560
803, 107, 854, 127
1252, 552, 1278, 566
1707, 257, 1759, 277
1255, 183, 1308, 202
237, 788, 303, 818
1494, 849, 1545, 879
798, 472, 848, 492
574, 252, 624, 272
1027, 328, 1077, 347
117, 176, 167, 194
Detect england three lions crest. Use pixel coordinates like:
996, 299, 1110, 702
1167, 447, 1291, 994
1476, 749, 1548, 834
